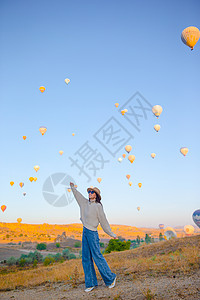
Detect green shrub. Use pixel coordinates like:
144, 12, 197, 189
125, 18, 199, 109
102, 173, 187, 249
69, 253, 76, 260
53, 253, 63, 262
100, 242, 105, 248
43, 256, 55, 266
36, 243, 47, 250
74, 241, 81, 248
56, 243, 60, 248
33, 259, 37, 267
7, 256, 17, 266
6, 234, 10, 238
62, 248, 70, 259
105, 239, 131, 254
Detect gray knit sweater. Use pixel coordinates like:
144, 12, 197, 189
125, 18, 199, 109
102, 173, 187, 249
71, 186, 116, 238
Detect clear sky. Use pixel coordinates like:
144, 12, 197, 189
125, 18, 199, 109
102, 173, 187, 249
0, 0, 200, 229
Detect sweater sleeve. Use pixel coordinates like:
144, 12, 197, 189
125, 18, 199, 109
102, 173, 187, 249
71, 186, 88, 208
97, 204, 117, 238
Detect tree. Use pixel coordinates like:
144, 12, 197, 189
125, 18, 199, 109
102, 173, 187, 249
159, 232, 164, 241
136, 235, 141, 245
145, 234, 151, 244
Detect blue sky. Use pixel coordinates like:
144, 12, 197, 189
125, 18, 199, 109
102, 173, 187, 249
0, 0, 200, 229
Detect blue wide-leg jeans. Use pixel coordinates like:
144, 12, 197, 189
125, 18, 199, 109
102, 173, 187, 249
82, 226, 116, 288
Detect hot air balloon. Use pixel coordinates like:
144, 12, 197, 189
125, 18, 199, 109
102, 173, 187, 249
126, 174, 131, 180
34, 165, 40, 172
192, 209, 200, 228
17, 218, 22, 224
74, 185, 78, 188
39, 86, 46, 93
180, 147, 188, 156
23, 136, 26, 140
129, 181, 132, 186
118, 157, 123, 162
128, 155, 135, 163
67, 188, 71, 192
125, 145, 132, 153
124, 109, 128, 113
151, 153, 156, 159
138, 183, 142, 188
39, 126, 47, 135
29, 177, 34, 182
33, 177, 37, 182
122, 154, 126, 158
164, 230, 177, 240
115, 103, 119, 108
97, 177, 102, 183
159, 224, 164, 230
121, 110, 125, 116
184, 225, 194, 235
59, 150, 64, 155
1, 205, 6, 212
10, 181, 14, 186
72, 133, 75, 136
137, 207, 140, 211
65, 78, 70, 85
152, 105, 163, 118
19, 182, 24, 188
181, 26, 200, 50
154, 124, 161, 132
23, 192, 26, 196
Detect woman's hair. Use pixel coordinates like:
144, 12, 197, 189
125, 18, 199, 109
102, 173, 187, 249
95, 192, 102, 206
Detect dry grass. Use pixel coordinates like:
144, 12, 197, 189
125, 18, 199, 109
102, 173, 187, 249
0, 235, 199, 292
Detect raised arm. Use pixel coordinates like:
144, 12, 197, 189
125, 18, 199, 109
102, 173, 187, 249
97, 204, 117, 238
70, 182, 88, 208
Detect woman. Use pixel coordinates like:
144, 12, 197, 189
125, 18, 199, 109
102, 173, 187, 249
70, 182, 117, 292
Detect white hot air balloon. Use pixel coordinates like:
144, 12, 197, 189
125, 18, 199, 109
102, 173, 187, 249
152, 105, 163, 118
118, 157, 123, 163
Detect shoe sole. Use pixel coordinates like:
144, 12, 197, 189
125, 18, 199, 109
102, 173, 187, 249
108, 276, 117, 288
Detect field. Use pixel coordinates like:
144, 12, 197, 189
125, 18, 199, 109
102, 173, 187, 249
0, 235, 199, 299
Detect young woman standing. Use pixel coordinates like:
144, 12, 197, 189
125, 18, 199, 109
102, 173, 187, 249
70, 182, 117, 292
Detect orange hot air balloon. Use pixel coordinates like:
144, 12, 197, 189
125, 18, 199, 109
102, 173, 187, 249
33, 177, 37, 182
29, 177, 34, 182
67, 188, 71, 192
97, 177, 102, 183
1, 205, 6, 212
59, 150, 64, 155
115, 103, 119, 108
126, 174, 131, 180
121, 110, 125, 116
39, 126, 47, 135
122, 154, 126, 158
34, 165, 40, 172
72, 133, 75, 136
125, 145, 132, 153
17, 218, 22, 224
10, 181, 14, 186
23, 136, 26, 140
39, 86, 46, 93
128, 155, 135, 163
180, 147, 188, 157
129, 181, 132, 186
74, 185, 78, 188
19, 182, 24, 188
138, 183, 142, 188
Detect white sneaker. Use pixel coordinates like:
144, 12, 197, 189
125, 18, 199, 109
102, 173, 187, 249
108, 276, 117, 288
85, 286, 95, 292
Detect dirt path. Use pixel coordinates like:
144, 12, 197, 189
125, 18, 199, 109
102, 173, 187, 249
0, 272, 199, 300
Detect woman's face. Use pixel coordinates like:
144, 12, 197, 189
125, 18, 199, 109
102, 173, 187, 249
89, 191, 96, 200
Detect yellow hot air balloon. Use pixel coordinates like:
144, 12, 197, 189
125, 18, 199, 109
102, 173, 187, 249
124, 109, 128, 113
181, 26, 200, 50
17, 218, 22, 224
97, 177, 102, 183
10, 181, 14, 186
23, 136, 26, 140
34, 165, 40, 172
59, 150, 64, 155
29, 177, 34, 182
72, 133, 75, 136
151, 153, 156, 159
39, 126, 47, 135
125, 145, 132, 153
138, 183, 142, 188
121, 110, 125, 116
122, 154, 126, 158
154, 124, 161, 132
129, 181, 132, 186
115, 103, 119, 108
126, 174, 131, 180
67, 188, 71, 192
137, 207, 140, 211
65, 78, 70, 85
1, 205, 6, 212
180, 147, 188, 156
19, 182, 24, 188
152, 105, 163, 118
128, 155, 135, 163
39, 86, 46, 93
33, 177, 37, 182
74, 184, 78, 188
184, 225, 194, 235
